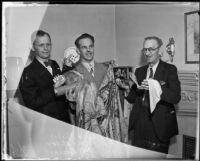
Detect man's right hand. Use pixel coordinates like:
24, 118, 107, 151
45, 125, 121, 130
63, 56, 73, 67
115, 78, 130, 90
129, 73, 139, 88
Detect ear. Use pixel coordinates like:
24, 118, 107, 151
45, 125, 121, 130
31, 44, 36, 51
158, 47, 163, 57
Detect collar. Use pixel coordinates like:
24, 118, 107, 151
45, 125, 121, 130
146, 60, 160, 78
148, 60, 160, 74
36, 57, 50, 68
82, 61, 94, 71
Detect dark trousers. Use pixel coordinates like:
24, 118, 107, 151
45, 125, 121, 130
129, 97, 170, 154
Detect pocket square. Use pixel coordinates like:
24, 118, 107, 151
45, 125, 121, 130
159, 80, 166, 85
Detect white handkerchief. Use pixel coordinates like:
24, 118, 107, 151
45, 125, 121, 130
147, 79, 162, 113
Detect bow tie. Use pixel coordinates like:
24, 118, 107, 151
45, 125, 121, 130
44, 60, 52, 67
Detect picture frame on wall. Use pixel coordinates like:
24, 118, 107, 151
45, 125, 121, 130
184, 10, 200, 64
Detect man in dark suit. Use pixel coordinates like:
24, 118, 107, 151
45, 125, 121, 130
125, 36, 181, 153
19, 30, 70, 123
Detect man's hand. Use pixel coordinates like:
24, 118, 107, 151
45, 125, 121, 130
63, 46, 80, 66
115, 78, 130, 90
63, 56, 73, 67
53, 75, 66, 88
129, 73, 140, 88
139, 79, 149, 90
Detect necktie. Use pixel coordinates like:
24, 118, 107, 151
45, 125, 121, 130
142, 67, 153, 119
89, 64, 94, 76
44, 60, 53, 75
44, 60, 52, 67
149, 67, 153, 78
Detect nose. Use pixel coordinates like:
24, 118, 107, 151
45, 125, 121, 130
87, 47, 92, 52
44, 44, 49, 50
145, 50, 151, 56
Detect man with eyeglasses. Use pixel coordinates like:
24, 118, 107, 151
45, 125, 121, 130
19, 30, 70, 123
124, 36, 181, 153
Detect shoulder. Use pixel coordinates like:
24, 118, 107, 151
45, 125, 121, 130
21, 61, 37, 80
23, 60, 36, 73
74, 62, 84, 72
96, 62, 108, 70
51, 59, 58, 64
160, 60, 178, 71
135, 64, 148, 73
51, 59, 59, 66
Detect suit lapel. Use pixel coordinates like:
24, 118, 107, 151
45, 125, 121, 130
76, 63, 95, 82
51, 61, 61, 77
94, 62, 108, 88
137, 65, 148, 84
94, 62, 102, 82
154, 60, 165, 81
33, 58, 53, 80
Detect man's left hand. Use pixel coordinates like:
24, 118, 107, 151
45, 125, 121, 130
53, 75, 66, 88
139, 79, 149, 90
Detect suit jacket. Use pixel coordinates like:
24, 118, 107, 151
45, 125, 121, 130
19, 58, 70, 123
126, 60, 181, 142
74, 61, 108, 89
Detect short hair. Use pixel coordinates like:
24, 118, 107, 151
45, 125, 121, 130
32, 30, 51, 45
144, 36, 163, 47
75, 33, 95, 48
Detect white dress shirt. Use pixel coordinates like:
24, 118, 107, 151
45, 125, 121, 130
146, 60, 160, 79
82, 61, 94, 76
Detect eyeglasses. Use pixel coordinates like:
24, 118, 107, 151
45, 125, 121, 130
142, 47, 159, 53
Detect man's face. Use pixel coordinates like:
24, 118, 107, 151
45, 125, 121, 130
77, 38, 94, 62
143, 39, 160, 65
33, 34, 52, 60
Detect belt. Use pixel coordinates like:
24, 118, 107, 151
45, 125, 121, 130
144, 140, 169, 149
133, 139, 169, 153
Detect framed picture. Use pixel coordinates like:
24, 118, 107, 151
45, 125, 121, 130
184, 10, 200, 64
113, 66, 133, 81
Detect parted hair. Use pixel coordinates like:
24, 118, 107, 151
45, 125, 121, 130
75, 33, 95, 48
32, 30, 51, 45
144, 36, 163, 47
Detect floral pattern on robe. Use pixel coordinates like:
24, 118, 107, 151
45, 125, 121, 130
65, 64, 128, 143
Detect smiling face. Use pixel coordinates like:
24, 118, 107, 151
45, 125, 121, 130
33, 34, 52, 60
143, 39, 161, 66
77, 38, 94, 63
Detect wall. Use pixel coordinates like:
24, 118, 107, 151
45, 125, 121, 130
4, 5, 48, 66
5, 5, 116, 68
115, 4, 199, 71
5, 3, 198, 69
39, 5, 116, 66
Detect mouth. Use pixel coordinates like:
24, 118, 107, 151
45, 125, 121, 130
43, 52, 49, 54
86, 52, 93, 56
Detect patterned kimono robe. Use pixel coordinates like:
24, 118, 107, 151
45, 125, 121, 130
64, 64, 128, 143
